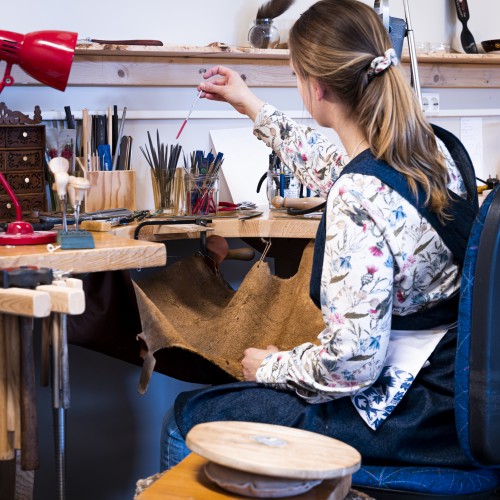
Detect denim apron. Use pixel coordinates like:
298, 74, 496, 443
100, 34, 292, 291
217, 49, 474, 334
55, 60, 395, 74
174, 150, 478, 467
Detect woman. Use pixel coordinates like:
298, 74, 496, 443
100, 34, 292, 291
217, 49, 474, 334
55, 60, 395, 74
161, 0, 477, 470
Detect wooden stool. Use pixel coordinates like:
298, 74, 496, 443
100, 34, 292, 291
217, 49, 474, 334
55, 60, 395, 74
138, 421, 362, 499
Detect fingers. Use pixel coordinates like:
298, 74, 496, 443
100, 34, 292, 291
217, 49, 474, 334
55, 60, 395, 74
198, 79, 227, 100
200, 92, 224, 102
202, 65, 232, 79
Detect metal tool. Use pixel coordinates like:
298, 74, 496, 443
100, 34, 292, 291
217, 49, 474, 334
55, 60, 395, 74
49, 158, 95, 249
61, 176, 95, 249
67, 176, 91, 231
218, 201, 258, 211
35, 278, 85, 500
48, 158, 70, 233
112, 107, 127, 170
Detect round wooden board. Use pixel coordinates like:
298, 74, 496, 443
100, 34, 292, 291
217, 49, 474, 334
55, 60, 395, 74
186, 421, 361, 481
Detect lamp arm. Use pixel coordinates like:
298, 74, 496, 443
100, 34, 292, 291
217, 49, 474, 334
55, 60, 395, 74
0, 63, 14, 94
0, 172, 22, 221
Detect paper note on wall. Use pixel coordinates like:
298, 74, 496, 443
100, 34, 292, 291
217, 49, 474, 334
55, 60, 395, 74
460, 117, 484, 181
210, 127, 270, 205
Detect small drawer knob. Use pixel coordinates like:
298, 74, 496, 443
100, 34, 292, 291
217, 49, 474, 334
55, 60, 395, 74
6, 203, 11, 209
25, 177, 30, 184
23, 156, 28, 162
22, 132, 28, 138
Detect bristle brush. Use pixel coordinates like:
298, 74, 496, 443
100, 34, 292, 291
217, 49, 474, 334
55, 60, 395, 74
256, 0, 295, 19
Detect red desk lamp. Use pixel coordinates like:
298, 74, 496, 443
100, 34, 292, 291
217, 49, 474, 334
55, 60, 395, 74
0, 29, 77, 245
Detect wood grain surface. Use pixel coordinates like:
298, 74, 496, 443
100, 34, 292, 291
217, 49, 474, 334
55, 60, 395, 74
0, 232, 166, 274
137, 453, 353, 500
186, 421, 361, 480
0, 289, 51, 318
8, 46, 497, 89
85, 170, 136, 212
112, 207, 321, 240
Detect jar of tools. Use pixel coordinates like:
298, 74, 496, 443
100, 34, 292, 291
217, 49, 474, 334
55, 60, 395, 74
151, 169, 177, 212
185, 172, 220, 215
248, 18, 280, 49
266, 153, 300, 208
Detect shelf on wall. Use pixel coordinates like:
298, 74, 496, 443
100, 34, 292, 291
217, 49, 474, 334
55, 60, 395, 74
4, 44, 500, 89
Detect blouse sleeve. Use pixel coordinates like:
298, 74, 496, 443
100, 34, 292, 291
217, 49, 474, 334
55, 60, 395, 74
255, 178, 394, 403
253, 103, 348, 198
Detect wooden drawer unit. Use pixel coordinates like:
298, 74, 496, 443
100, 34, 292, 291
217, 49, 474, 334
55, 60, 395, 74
0, 104, 47, 222
0, 194, 45, 220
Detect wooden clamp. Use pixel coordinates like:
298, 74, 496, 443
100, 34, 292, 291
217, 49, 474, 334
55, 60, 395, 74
35, 283, 85, 315
0, 278, 85, 476
0, 289, 51, 318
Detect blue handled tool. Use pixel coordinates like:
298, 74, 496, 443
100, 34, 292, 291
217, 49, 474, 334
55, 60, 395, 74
98, 144, 112, 171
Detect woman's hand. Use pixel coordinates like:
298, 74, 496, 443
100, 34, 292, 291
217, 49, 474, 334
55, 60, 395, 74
199, 65, 265, 121
241, 345, 279, 381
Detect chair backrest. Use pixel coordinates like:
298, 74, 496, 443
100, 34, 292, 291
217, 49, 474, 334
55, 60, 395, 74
431, 124, 479, 209
456, 185, 500, 467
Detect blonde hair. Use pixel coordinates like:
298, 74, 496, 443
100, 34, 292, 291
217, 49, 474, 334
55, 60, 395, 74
289, 0, 450, 216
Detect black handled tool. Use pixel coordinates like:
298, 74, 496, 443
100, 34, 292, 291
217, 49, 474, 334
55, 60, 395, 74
87, 38, 163, 46
454, 0, 478, 54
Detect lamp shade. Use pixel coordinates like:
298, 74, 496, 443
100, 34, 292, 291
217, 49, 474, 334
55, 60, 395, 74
0, 30, 78, 91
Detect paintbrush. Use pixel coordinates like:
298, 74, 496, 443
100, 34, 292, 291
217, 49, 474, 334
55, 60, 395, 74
256, 0, 295, 19
453, 0, 478, 54
176, 90, 202, 140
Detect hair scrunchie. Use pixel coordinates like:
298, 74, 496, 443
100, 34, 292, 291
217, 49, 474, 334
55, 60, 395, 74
367, 48, 399, 81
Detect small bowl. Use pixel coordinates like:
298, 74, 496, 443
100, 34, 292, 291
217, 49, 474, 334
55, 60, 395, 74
481, 39, 500, 53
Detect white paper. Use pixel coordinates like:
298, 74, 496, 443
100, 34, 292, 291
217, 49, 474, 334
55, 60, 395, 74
209, 127, 270, 205
460, 117, 484, 180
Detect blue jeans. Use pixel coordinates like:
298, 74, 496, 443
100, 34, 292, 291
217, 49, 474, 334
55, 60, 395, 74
160, 408, 191, 472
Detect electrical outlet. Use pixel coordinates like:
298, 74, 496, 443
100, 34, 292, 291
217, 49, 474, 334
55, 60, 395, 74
422, 93, 440, 113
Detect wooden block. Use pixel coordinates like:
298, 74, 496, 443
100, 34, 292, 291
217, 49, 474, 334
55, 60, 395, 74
0, 289, 51, 318
0, 314, 14, 460
84, 170, 136, 212
4, 316, 20, 448
80, 220, 114, 232
35, 285, 85, 315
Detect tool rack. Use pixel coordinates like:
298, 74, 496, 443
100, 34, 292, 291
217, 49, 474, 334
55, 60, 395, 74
0, 272, 85, 500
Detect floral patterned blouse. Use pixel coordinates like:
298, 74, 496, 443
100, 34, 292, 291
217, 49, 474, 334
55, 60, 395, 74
253, 104, 467, 430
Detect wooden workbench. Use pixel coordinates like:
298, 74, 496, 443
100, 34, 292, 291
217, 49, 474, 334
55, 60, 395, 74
113, 207, 321, 242
0, 231, 166, 273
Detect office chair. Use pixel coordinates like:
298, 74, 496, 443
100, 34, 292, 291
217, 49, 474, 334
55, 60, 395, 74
351, 185, 500, 499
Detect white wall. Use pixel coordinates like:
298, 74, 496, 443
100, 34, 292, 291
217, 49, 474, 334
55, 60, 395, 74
3, 1, 498, 50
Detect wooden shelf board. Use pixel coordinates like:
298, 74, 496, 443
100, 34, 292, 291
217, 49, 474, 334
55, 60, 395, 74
4, 46, 500, 89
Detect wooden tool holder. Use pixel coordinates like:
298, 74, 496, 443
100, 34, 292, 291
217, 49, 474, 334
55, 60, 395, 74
0, 279, 85, 499
76, 157, 137, 213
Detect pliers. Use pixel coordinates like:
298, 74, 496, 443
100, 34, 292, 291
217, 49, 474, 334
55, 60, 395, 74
218, 201, 258, 211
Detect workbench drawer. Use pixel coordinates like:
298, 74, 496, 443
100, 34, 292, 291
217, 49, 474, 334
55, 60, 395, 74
0, 194, 45, 219
5, 127, 44, 148
0, 150, 44, 172
3, 172, 45, 194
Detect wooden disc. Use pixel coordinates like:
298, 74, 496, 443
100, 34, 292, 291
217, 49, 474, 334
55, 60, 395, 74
186, 421, 361, 480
